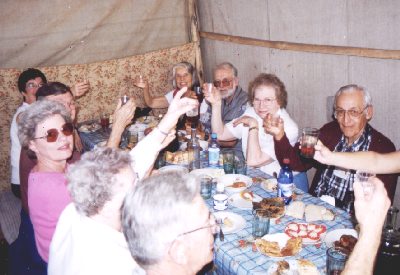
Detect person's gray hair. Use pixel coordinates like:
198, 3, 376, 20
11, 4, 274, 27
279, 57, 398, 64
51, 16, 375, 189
18, 100, 71, 150
67, 147, 133, 217
171, 61, 199, 89
213, 62, 238, 77
334, 84, 372, 109
122, 172, 199, 269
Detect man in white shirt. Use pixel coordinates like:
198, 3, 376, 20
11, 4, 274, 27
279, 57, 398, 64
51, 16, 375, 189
122, 172, 218, 275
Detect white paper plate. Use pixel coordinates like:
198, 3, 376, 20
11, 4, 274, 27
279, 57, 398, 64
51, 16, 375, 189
190, 168, 225, 179
228, 192, 262, 209
219, 174, 252, 194
284, 222, 327, 244
213, 211, 246, 234
96, 140, 107, 147
158, 165, 189, 174
260, 233, 302, 258
266, 259, 319, 275
79, 123, 101, 133
324, 228, 358, 248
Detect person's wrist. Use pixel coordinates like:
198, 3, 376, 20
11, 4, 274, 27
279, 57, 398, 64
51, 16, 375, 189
274, 131, 284, 141
249, 126, 258, 132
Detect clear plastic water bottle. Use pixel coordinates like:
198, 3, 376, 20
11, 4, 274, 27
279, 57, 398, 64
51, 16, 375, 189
277, 158, 294, 205
208, 133, 220, 168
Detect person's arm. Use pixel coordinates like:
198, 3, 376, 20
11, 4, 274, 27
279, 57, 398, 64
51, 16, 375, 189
266, 116, 312, 172
342, 177, 390, 275
71, 80, 90, 98
232, 116, 272, 167
314, 142, 400, 174
107, 99, 136, 148
130, 87, 198, 179
203, 83, 235, 141
133, 76, 169, 109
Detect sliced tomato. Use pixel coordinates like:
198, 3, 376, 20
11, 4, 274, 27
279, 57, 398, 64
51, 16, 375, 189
307, 230, 320, 241
315, 225, 327, 234
298, 230, 308, 238
287, 222, 300, 232
285, 228, 299, 238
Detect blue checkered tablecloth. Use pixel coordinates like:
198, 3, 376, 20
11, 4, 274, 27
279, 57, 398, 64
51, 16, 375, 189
205, 167, 353, 275
78, 128, 110, 151
78, 124, 128, 151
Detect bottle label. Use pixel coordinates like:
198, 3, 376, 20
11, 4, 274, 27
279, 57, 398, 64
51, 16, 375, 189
278, 183, 293, 204
208, 148, 220, 167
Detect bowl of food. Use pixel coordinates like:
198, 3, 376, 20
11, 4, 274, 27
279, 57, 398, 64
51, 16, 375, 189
218, 174, 252, 194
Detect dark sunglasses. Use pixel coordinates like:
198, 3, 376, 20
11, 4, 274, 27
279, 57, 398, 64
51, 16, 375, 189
213, 78, 233, 88
33, 122, 74, 142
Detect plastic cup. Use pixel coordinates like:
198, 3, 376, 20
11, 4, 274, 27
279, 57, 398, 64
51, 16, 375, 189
355, 171, 376, 196
300, 127, 319, 158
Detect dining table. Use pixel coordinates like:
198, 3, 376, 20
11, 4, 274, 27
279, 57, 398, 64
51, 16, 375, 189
200, 167, 354, 275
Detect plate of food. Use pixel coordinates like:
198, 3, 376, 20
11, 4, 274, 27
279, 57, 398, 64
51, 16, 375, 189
284, 222, 327, 244
252, 197, 285, 219
79, 123, 101, 133
266, 259, 320, 275
189, 168, 225, 179
213, 211, 246, 234
219, 174, 252, 194
255, 233, 302, 258
228, 191, 262, 209
324, 228, 358, 251
260, 178, 278, 192
158, 165, 189, 174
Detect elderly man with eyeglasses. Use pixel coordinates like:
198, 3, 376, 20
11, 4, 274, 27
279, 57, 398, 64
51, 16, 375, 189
201, 62, 248, 154
265, 84, 397, 212
122, 172, 217, 275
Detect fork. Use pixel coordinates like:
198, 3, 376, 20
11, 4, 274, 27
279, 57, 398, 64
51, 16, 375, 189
216, 218, 224, 242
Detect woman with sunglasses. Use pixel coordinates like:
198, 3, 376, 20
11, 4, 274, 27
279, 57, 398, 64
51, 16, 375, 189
17, 100, 76, 264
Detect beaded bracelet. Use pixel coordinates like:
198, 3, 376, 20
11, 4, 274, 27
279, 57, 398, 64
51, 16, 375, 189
249, 126, 258, 132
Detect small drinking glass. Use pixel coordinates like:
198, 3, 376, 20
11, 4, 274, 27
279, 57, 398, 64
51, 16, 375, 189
234, 155, 247, 175
200, 176, 213, 200
355, 171, 376, 196
252, 209, 270, 238
326, 246, 349, 275
222, 150, 235, 174
300, 127, 319, 158
100, 113, 110, 132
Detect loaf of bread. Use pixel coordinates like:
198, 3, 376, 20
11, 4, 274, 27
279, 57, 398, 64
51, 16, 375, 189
305, 204, 334, 222
286, 201, 305, 219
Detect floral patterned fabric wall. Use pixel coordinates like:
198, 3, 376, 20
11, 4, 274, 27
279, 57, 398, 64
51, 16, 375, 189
0, 42, 196, 191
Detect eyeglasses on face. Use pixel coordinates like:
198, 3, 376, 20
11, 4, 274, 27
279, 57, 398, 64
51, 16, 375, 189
177, 213, 218, 238
213, 78, 233, 88
253, 98, 276, 105
33, 122, 74, 142
26, 82, 44, 90
334, 106, 368, 119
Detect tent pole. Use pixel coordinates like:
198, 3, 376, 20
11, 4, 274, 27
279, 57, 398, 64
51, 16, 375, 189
199, 31, 400, 60
188, 0, 204, 84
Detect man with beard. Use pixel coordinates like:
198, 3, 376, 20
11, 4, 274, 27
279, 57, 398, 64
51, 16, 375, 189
201, 62, 248, 156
